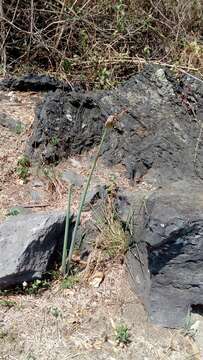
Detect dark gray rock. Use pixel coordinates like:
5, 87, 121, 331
75, 220, 99, 260
0, 112, 24, 132
0, 211, 66, 289
28, 91, 106, 162
61, 169, 86, 187
0, 74, 73, 92
28, 65, 203, 184
30, 190, 42, 203
84, 184, 107, 210
125, 181, 203, 328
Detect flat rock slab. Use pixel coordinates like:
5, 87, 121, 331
0, 211, 65, 289
126, 180, 203, 328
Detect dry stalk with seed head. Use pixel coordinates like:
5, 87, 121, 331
65, 110, 127, 275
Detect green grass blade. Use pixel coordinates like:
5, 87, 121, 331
66, 127, 108, 274
61, 185, 72, 276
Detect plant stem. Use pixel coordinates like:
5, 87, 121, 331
61, 185, 72, 276
66, 127, 108, 274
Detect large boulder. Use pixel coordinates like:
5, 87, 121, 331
125, 181, 203, 328
28, 65, 203, 183
0, 211, 66, 289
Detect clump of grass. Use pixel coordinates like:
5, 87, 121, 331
61, 274, 80, 289
16, 155, 30, 182
115, 323, 131, 345
93, 202, 128, 258
0, 299, 17, 308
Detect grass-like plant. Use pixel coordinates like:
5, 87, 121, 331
115, 323, 131, 345
93, 202, 128, 258
66, 126, 108, 274
61, 185, 72, 276
61, 274, 80, 289
61, 112, 124, 276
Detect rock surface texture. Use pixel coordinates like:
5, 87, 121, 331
19, 66, 203, 327
0, 74, 73, 92
28, 65, 203, 184
125, 181, 203, 328
0, 211, 65, 289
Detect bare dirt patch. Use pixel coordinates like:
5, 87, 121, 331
0, 266, 198, 360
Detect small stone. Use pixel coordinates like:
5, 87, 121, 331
61, 169, 86, 187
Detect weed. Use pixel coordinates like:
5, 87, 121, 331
7, 207, 21, 216
97, 67, 111, 88
0, 299, 17, 308
63, 59, 72, 73
16, 155, 30, 182
93, 203, 128, 258
26, 354, 36, 360
51, 135, 60, 146
61, 185, 72, 276
0, 330, 8, 339
61, 275, 80, 289
15, 123, 24, 135
115, 323, 130, 345
50, 306, 62, 318
25, 279, 50, 295
114, 0, 126, 33
79, 29, 88, 51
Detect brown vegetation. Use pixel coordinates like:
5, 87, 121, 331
0, 0, 202, 87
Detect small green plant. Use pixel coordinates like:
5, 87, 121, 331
114, 0, 126, 33
0, 299, 17, 308
61, 274, 80, 289
115, 324, 130, 345
97, 67, 111, 88
16, 155, 30, 182
0, 330, 8, 339
51, 135, 60, 146
63, 58, 72, 73
15, 123, 24, 135
79, 29, 88, 50
25, 279, 50, 295
7, 207, 21, 216
50, 306, 62, 318
26, 354, 36, 360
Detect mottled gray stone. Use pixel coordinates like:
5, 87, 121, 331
61, 170, 86, 187
0, 211, 65, 289
125, 181, 203, 328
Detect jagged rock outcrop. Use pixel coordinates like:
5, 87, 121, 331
123, 181, 203, 328
28, 65, 203, 184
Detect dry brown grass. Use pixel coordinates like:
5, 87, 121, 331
0, 0, 202, 87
